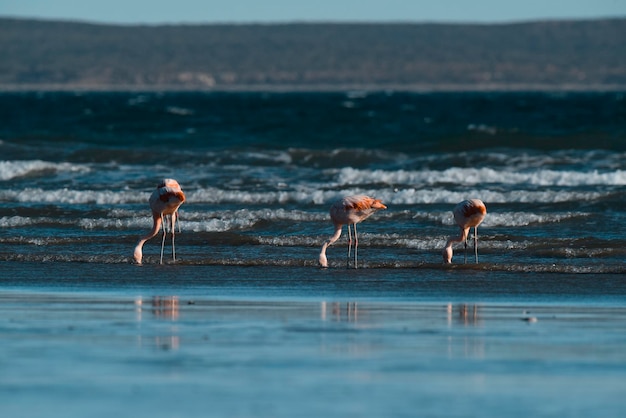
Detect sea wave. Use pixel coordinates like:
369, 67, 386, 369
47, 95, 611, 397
1, 209, 584, 234
189, 187, 610, 205
335, 167, 626, 187
421, 210, 590, 228
0, 160, 90, 181
0, 188, 144, 204
0, 186, 611, 206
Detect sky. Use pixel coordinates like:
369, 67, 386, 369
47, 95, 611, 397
1, 0, 625, 24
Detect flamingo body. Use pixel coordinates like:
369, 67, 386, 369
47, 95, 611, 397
319, 195, 386, 268
443, 199, 486, 264
134, 179, 186, 264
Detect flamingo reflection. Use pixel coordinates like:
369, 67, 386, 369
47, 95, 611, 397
151, 296, 180, 320
447, 303, 481, 326
321, 301, 358, 322
134, 296, 181, 350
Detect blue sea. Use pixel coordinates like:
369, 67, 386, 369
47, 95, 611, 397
1, 91, 626, 417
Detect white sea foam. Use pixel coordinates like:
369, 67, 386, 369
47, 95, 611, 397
0, 216, 76, 228
0, 188, 145, 204
181, 218, 254, 233
77, 218, 137, 230
239, 150, 293, 165
181, 208, 326, 223
0, 216, 37, 227
166, 106, 195, 116
82, 214, 254, 232
471, 211, 589, 228
80, 208, 323, 232
1, 185, 608, 206
0, 160, 90, 181
413, 210, 587, 228
169, 208, 326, 232
186, 188, 332, 205
354, 188, 607, 205
334, 167, 626, 187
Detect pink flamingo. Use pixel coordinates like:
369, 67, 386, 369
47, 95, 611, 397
133, 179, 186, 265
443, 199, 487, 264
319, 195, 387, 268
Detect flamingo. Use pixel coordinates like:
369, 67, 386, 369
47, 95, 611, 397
443, 199, 487, 264
133, 179, 186, 265
319, 195, 387, 268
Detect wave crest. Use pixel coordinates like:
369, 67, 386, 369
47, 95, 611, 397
0, 160, 90, 181
335, 167, 626, 187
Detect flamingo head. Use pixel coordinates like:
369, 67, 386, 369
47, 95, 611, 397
133, 245, 143, 265
371, 199, 387, 210
319, 243, 329, 268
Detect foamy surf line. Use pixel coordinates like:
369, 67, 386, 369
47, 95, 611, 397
0, 187, 612, 206
0, 160, 90, 180
334, 167, 626, 187
0, 209, 590, 232
0, 253, 624, 274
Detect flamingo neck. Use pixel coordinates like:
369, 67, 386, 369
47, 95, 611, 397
133, 213, 163, 264
319, 224, 343, 267
327, 224, 343, 244
142, 213, 163, 241
445, 227, 468, 247
443, 227, 468, 264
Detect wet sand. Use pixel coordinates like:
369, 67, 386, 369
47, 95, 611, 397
1, 262, 626, 417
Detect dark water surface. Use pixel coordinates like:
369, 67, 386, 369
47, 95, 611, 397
1, 91, 625, 416
1, 91, 625, 270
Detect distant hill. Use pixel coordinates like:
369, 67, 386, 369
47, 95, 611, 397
1, 18, 625, 91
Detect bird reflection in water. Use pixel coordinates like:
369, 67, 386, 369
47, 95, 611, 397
134, 296, 181, 350
446, 303, 485, 359
447, 303, 481, 326
321, 301, 358, 322
151, 296, 180, 320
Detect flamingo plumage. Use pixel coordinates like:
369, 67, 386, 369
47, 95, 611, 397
443, 199, 487, 264
133, 179, 186, 265
319, 195, 387, 268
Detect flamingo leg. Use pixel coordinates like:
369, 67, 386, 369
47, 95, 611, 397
171, 212, 177, 262
346, 224, 353, 268
463, 237, 468, 264
159, 214, 167, 264
474, 227, 479, 263
353, 222, 359, 269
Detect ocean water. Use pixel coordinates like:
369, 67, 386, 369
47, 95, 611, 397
1, 91, 625, 270
1, 91, 626, 417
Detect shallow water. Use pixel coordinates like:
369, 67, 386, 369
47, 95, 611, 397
2, 263, 626, 417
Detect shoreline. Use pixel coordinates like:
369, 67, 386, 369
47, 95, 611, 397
2, 83, 626, 93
